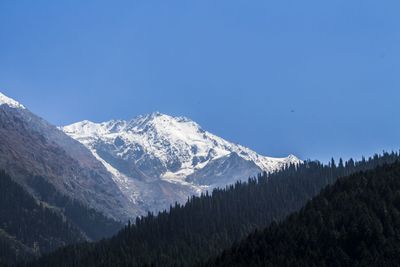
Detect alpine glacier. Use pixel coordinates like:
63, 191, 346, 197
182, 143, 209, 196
63, 112, 301, 214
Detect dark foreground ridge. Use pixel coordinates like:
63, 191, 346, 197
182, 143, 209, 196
0, 170, 122, 266
0, 170, 84, 266
206, 161, 400, 267
27, 152, 400, 267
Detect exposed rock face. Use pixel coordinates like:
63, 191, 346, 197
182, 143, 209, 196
0, 94, 135, 221
0, 92, 300, 220
63, 112, 301, 215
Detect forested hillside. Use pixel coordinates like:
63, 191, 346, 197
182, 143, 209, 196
207, 161, 400, 267
27, 176, 123, 241
0, 170, 123, 266
0, 171, 84, 266
28, 152, 400, 267
0, 229, 36, 267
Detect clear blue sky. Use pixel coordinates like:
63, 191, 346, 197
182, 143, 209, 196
1, 0, 399, 162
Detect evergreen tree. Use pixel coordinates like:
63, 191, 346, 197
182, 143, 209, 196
207, 161, 400, 267
28, 152, 400, 267
0, 170, 123, 266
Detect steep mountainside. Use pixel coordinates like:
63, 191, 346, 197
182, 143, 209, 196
63, 112, 300, 213
28, 152, 400, 267
207, 161, 400, 267
0, 170, 85, 266
0, 92, 135, 220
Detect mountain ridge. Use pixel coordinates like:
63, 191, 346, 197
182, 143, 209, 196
0, 92, 25, 109
62, 112, 300, 213
206, 160, 400, 267
0, 92, 135, 220
0, 91, 300, 220
63, 112, 300, 182
27, 152, 400, 267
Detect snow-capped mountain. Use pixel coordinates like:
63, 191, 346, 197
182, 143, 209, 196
0, 91, 300, 220
0, 92, 135, 221
63, 112, 301, 213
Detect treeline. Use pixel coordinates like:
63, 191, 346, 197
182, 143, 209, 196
28, 151, 400, 267
207, 161, 400, 267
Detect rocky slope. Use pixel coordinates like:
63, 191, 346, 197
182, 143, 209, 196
63, 112, 301, 214
0, 92, 134, 221
0, 91, 300, 220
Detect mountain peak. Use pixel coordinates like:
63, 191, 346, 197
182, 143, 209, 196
127, 112, 199, 131
286, 154, 299, 160
0, 92, 26, 109
138, 112, 193, 122
62, 112, 301, 215
149, 111, 164, 118
63, 113, 300, 183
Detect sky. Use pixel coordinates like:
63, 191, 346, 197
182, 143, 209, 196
1, 0, 400, 162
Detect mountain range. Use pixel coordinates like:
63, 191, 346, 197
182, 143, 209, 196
0, 92, 299, 221
2, 91, 400, 267
62, 112, 300, 216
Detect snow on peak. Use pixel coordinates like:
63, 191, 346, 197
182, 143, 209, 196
63, 113, 301, 182
62, 112, 301, 215
0, 92, 25, 109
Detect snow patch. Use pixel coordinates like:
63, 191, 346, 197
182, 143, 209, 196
0, 92, 26, 109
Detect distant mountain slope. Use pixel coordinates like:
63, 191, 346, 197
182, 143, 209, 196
0, 92, 124, 264
0, 170, 85, 266
28, 152, 400, 267
207, 161, 400, 267
0, 92, 135, 220
62, 112, 300, 213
